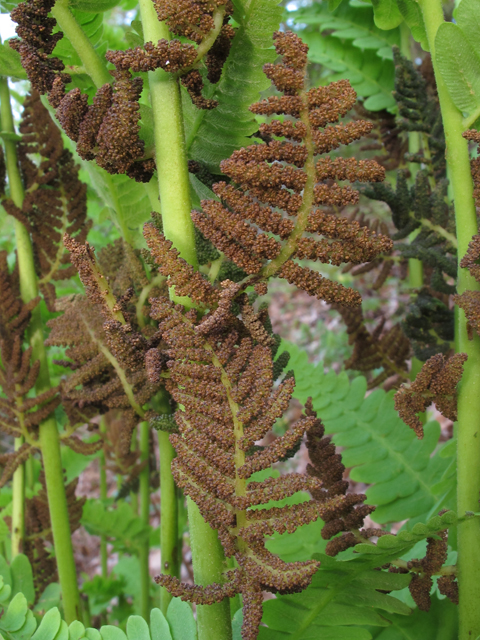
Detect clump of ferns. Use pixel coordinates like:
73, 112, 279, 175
10, 0, 237, 182
140, 30, 391, 639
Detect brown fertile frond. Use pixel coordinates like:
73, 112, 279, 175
464, 130, 480, 208
0, 253, 59, 446
25, 472, 84, 598
150, 299, 345, 639
304, 400, 375, 556
354, 103, 407, 172
404, 531, 449, 611
334, 304, 410, 389
144, 221, 219, 308
46, 294, 161, 440
2, 92, 89, 311
9, 0, 71, 95
454, 233, 480, 337
0, 444, 33, 487
195, 31, 391, 307
394, 352, 467, 438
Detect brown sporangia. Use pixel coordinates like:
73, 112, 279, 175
334, 303, 411, 389
1, 91, 89, 311
394, 352, 467, 438
194, 31, 391, 307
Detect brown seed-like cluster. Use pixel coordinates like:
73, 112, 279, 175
394, 352, 467, 438
405, 532, 449, 611
0, 253, 60, 486
148, 295, 346, 640
9, 0, 71, 95
463, 129, 480, 208
454, 233, 480, 337
195, 31, 391, 306
2, 91, 89, 311
304, 400, 376, 556
334, 304, 410, 389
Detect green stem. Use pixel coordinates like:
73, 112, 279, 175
417, 1, 480, 638
0, 77, 81, 623
139, 421, 151, 620
51, 0, 111, 89
99, 418, 108, 579
158, 430, 179, 614
187, 499, 232, 640
138, 2, 230, 634
11, 437, 25, 557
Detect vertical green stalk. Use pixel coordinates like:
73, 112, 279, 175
11, 437, 25, 557
417, 1, 480, 637
51, 0, 111, 88
137, 3, 231, 636
0, 77, 81, 623
99, 418, 108, 579
139, 421, 151, 620
158, 430, 178, 614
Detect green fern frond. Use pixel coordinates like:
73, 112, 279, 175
282, 341, 451, 523
184, 0, 283, 173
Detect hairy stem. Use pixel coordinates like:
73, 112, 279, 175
99, 418, 108, 579
418, 1, 480, 637
11, 436, 25, 557
139, 421, 151, 620
51, 0, 111, 88
158, 429, 179, 614
138, 3, 231, 635
0, 77, 81, 622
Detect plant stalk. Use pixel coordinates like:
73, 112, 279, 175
11, 437, 25, 557
51, 0, 111, 88
139, 421, 151, 620
99, 418, 108, 579
158, 429, 178, 614
137, 3, 231, 634
0, 76, 81, 623
417, 1, 480, 638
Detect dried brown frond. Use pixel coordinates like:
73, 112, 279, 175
405, 532, 448, 611
354, 103, 407, 172
394, 352, 467, 438
437, 574, 459, 605
2, 92, 89, 311
334, 304, 410, 389
149, 297, 345, 639
196, 31, 390, 307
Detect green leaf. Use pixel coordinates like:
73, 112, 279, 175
283, 340, 450, 524
371, 0, 403, 29
126, 617, 150, 640
0, 555, 12, 588
10, 555, 35, 607
0, 41, 27, 81
149, 610, 172, 640
69, 0, 121, 11
455, 0, 480, 51
396, 0, 428, 49
185, 0, 283, 172
68, 621, 86, 640
369, 596, 458, 638
435, 22, 480, 115
329, 0, 345, 10
166, 599, 197, 640
0, 576, 12, 605
98, 627, 127, 640
81, 500, 151, 554
31, 608, 61, 640
61, 446, 100, 485
1, 593, 29, 632
34, 584, 61, 613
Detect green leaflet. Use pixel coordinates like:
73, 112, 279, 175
395, 0, 428, 49
282, 341, 451, 524
166, 599, 197, 640
369, 596, 458, 639
52, 9, 106, 69
0, 41, 26, 81
69, 0, 122, 12
370, 0, 403, 30
184, 0, 283, 173
293, 2, 400, 60
0, 599, 182, 640
80, 162, 155, 246
0, 555, 34, 609
81, 500, 151, 554
297, 26, 396, 111
259, 553, 411, 640
435, 22, 480, 117
455, 0, 480, 52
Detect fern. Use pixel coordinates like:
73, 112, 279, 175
283, 341, 451, 523
183, 0, 283, 172
292, 1, 397, 111
81, 499, 152, 554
